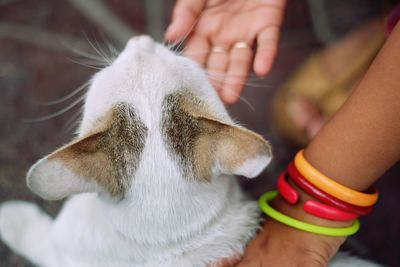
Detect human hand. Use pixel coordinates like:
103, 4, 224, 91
233, 221, 344, 266
165, 0, 287, 104
218, 195, 348, 267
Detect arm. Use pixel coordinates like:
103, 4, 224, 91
305, 22, 400, 190
234, 22, 400, 267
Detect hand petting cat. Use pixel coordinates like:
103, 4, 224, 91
165, 0, 287, 104
166, 1, 344, 267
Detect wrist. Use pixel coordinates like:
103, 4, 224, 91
272, 188, 353, 228
261, 216, 346, 266
271, 192, 348, 245
258, 150, 377, 245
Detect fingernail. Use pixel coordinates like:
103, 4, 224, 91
165, 25, 174, 39
222, 88, 239, 105
255, 57, 272, 77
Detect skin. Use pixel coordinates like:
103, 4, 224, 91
165, 0, 287, 104
166, 1, 400, 266
233, 23, 400, 267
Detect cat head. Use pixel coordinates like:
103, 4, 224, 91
27, 36, 272, 201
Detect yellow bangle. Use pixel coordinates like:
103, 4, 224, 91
294, 150, 378, 207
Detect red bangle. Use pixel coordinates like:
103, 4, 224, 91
287, 162, 373, 216
277, 171, 298, 204
304, 200, 358, 221
278, 171, 359, 221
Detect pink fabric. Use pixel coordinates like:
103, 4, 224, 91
387, 3, 400, 35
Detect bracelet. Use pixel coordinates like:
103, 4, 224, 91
303, 200, 358, 221
294, 150, 378, 207
288, 162, 373, 215
277, 171, 299, 204
278, 171, 358, 221
259, 191, 360, 237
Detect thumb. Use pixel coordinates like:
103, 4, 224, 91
165, 0, 208, 42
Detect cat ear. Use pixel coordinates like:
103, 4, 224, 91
197, 117, 272, 178
26, 132, 114, 200
27, 103, 147, 200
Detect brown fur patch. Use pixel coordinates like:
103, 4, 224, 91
162, 91, 271, 181
49, 103, 147, 196
162, 92, 205, 179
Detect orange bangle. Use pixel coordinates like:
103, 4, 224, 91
294, 150, 379, 207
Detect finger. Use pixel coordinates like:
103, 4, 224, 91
220, 43, 253, 104
213, 254, 242, 267
253, 26, 280, 77
165, 0, 208, 42
183, 35, 210, 66
206, 45, 230, 91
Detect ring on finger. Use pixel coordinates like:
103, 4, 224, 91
211, 45, 228, 53
233, 41, 251, 49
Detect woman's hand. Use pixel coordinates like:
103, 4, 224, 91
232, 219, 344, 267
218, 194, 348, 267
165, 0, 287, 104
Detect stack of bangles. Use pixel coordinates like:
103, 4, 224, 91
258, 150, 379, 237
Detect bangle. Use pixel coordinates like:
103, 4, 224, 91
277, 171, 299, 204
259, 191, 360, 237
294, 150, 379, 207
278, 171, 358, 221
288, 162, 373, 215
303, 200, 358, 221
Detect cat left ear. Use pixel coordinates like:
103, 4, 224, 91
196, 116, 273, 179
27, 132, 115, 200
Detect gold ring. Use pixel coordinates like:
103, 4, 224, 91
211, 46, 228, 53
233, 41, 251, 49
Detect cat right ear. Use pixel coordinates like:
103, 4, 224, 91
27, 132, 113, 200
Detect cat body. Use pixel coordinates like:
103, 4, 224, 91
0, 181, 257, 267
0, 36, 267, 267
0, 36, 380, 267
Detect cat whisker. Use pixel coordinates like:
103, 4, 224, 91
62, 106, 84, 136
99, 31, 121, 59
166, 11, 204, 53
237, 94, 256, 112
68, 58, 105, 70
93, 36, 115, 64
206, 71, 267, 80
105, 41, 120, 59
180, 51, 210, 56
169, 52, 270, 79
83, 33, 113, 65
215, 86, 256, 112
32, 82, 90, 106
67, 45, 109, 64
24, 94, 87, 123
206, 75, 273, 89
205, 68, 272, 79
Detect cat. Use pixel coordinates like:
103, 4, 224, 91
0, 36, 381, 267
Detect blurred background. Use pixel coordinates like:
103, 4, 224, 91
0, 0, 399, 266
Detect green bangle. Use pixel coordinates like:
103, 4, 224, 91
258, 191, 360, 237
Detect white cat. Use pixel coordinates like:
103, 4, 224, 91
0, 36, 380, 267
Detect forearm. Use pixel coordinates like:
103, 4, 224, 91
305, 22, 400, 191
272, 16, 400, 233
